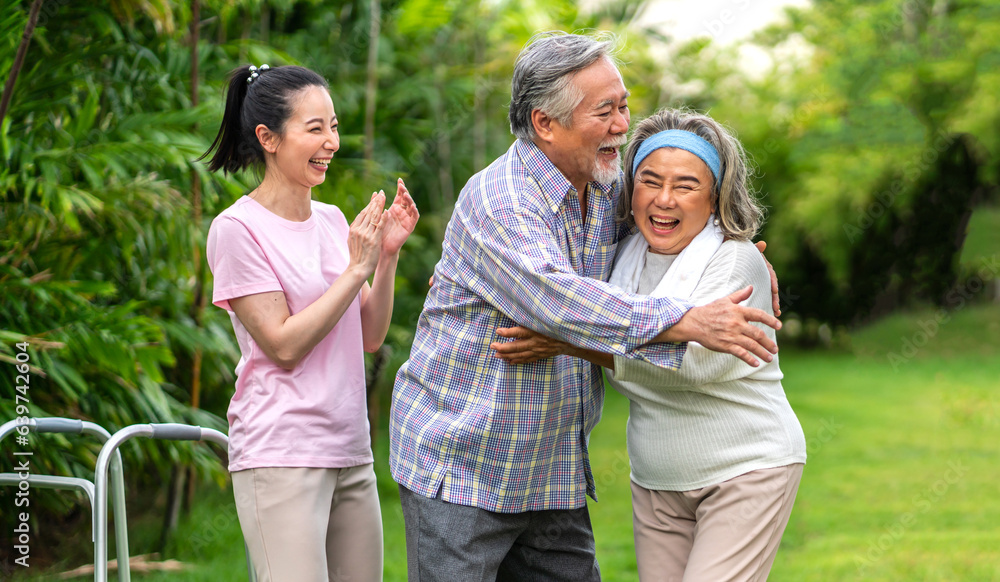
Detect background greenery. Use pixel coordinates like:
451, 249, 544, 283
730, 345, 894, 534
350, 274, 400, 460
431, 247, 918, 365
1, 0, 997, 579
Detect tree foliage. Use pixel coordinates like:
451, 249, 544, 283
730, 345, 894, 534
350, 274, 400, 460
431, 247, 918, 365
0, 0, 666, 567
1, 0, 997, 569
660, 0, 999, 326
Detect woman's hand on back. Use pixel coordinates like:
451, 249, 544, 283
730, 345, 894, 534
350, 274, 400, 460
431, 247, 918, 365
348, 191, 387, 277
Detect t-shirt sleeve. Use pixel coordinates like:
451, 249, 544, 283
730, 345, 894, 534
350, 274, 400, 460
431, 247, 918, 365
206, 214, 284, 312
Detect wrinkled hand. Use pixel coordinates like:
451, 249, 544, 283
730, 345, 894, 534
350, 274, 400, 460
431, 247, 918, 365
669, 286, 781, 367
755, 241, 780, 316
490, 326, 574, 364
348, 191, 387, 276
381, 178, 419, 256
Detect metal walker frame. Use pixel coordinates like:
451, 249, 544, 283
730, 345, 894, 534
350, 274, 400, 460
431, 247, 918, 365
0, 417, 131, 581
92, 422, 256, 582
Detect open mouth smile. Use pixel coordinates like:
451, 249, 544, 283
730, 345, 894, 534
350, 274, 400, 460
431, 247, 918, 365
649, 216, 679, 232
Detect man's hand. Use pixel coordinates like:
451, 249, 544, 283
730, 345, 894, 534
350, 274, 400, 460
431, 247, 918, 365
658, 286, 781, 367
754, 241, 780, 317
491, 326, 573, 364
491, 326, 615, 369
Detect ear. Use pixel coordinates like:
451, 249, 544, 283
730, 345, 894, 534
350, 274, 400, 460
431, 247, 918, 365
256, 124, 279, 154
531, 109, 557, 144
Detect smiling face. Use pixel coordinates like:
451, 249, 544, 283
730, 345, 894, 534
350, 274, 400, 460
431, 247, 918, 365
546, 57, 630, 189
632, 147, 716, 255
263, 85, 339, 189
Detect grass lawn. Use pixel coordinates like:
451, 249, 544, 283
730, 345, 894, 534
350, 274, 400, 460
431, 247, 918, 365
589, 303, 1000, 581
16, 304, 1000, 581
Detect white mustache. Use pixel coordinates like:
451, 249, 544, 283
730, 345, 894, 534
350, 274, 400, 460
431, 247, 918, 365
599, 138, 627, 150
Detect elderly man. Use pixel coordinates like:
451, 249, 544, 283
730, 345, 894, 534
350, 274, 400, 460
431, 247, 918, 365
390, 32, 781, 580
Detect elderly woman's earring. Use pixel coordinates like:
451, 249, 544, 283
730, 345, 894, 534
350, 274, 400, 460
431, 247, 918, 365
713, 216, 720, 226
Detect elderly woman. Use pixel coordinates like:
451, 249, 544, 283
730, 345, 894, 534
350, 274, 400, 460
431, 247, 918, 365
493, 108, 806, 581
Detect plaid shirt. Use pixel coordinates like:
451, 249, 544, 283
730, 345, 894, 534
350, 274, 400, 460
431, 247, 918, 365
390, 139, 691, 513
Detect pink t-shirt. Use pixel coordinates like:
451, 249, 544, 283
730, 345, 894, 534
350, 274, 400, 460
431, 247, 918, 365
206, 196, 372, 472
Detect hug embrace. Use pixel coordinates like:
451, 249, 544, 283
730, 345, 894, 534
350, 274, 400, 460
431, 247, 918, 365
203, 29, 805, 582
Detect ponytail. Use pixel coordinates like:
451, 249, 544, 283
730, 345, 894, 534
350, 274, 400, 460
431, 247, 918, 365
202, 66, 254, 174
201, 65, 330, 176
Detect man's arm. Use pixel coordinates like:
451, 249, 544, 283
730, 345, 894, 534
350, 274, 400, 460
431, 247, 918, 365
471, 204, 778, 367
492, 325, 616, 368
492, 247, 781, 368
653, 286, 779, 366
492, 288, 777, 369
471, 204, 686, 359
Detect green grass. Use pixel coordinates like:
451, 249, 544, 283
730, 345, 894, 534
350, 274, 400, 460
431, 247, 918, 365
589, 310, 1000, 581
17, 303, 1000, 581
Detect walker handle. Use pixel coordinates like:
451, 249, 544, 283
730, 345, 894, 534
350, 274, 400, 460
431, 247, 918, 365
150, 423, 203, 441
33, 418, 84, 434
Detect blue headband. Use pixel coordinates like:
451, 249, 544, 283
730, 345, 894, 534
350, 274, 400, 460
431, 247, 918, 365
632, 130, 722, 187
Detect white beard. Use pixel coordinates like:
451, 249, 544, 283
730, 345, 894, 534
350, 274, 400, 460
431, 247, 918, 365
592, 153, 621, 185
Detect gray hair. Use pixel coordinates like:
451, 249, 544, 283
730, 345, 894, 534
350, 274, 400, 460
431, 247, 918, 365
619, 108, 764, 241
509, 31, 619, 141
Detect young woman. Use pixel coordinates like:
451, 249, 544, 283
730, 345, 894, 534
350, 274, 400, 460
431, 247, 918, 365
492, 109, 805, 582
202, 64, 417, 582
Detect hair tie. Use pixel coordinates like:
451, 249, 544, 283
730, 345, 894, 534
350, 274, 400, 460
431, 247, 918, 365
246, 63, 270, 85
632, 130, 721, 188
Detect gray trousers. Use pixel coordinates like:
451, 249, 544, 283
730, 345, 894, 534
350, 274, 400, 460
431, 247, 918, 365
399, 485, 602, 582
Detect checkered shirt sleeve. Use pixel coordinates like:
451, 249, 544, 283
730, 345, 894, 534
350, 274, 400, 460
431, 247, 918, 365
390, 140, 691, 513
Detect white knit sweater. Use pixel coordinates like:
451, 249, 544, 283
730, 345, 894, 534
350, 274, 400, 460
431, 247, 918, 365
610, 240, 807, 491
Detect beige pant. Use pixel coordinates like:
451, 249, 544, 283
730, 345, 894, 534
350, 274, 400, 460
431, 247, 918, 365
631, 463, 803, 582
232, 465, 383, 582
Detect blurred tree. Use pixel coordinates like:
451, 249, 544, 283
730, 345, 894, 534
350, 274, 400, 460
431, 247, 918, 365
0, 0, 691, 568
0, 0, 252, 563
662, 0, 999, 326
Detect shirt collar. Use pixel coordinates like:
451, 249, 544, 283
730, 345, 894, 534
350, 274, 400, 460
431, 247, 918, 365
514, 139, 619, 214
